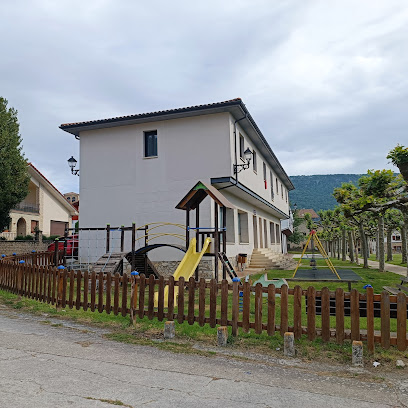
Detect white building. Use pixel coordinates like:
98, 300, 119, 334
60, 98, 294, 269
0, 164, 77, 239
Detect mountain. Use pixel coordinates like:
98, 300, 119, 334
288, 174, 363, 212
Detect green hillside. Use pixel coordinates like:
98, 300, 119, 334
289, 174, 362, 211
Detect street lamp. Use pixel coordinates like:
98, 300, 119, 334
68, 156, 80, 176
233, 148, 253, 174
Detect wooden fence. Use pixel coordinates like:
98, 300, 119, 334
3, 251, 63, 266
0, 261, 407, 352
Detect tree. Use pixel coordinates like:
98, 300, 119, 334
0, 98, 29, 231
287, 209, 305, 246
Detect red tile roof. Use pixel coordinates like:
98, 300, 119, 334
297, 209, 319, 219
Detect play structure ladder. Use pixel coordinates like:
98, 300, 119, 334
218, 252, 238, 279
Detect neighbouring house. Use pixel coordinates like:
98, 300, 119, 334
60, 98, 294, 271
64, 192, 79, 204
0, 164, 78, 240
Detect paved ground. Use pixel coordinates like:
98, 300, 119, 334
1, 306, 408, 407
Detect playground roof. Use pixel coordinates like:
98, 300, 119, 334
176, 181, 235, 210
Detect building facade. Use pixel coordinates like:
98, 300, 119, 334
60, 99, 294, 266
0, 164, 77, 240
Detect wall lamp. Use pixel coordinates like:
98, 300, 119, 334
67, 156, 80, 176
233, 148, 253, 174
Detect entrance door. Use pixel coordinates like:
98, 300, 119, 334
259, 218, 263, 248
253, 215, 258, 248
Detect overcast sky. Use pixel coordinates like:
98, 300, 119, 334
1, 0, 407, 193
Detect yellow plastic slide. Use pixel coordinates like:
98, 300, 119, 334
155, 237, 211, 307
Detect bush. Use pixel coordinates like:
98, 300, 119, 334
42, 235, 59, 241
14, 235, 34, 241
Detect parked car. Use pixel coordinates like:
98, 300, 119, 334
47, 235, 78, 257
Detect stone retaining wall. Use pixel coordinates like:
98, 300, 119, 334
0, 241, 49, 256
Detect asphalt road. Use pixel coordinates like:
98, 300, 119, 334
0, 305, 407, 407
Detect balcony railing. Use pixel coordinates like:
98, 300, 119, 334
12, 203, 40, 213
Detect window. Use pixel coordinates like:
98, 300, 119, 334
238, 211, 249, 243
275, 223, 280, 244
281, 183, 284, 199
270, 171, 274, 200
276, 178, 279, 194
226, 209, 235, 243
239, 134, 245, 160
252, 150, 257, 172
71, 197, 76, 203
66, 197, 71, 201
144, 130, 158, 157
270, 222, 275, 244
286, 190, 288, 203
263, 163, 267, 189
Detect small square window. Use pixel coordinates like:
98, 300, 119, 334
144, 130, 158, 157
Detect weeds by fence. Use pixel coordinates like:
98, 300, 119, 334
0, 260, 407, 352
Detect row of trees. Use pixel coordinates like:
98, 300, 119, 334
311, 145, 408, 274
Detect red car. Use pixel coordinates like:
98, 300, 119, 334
47, 235, 78, 256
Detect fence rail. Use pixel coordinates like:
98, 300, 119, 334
0, 261, 407, 352
3, 251, 63, 265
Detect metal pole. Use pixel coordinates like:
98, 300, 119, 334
131, 223, 136, 271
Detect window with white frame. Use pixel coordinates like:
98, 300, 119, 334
263, 163, 267, 189
253, 150, 257, 173
270, 171, 274, 200
238, 211, 249, 243
226, 208, 235, 243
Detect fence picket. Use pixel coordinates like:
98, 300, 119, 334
122, 273, 128, 317
366, 287, 374, 353
267, 284, 276, 336
114, 272, 120, 316
47, 267, 52, 303
350, 289, 360, 341
68, 270, 75, 309
232, 280, 239, 336
242, 281, 250, 333
397, 292, 407, 352
381, 291, 391, 349
321, 287, 330, 342
105, 273, 111, 314
76, 271, 82, 310
62, 269, 68, 308
307, 286, 316, 341
188, 277, 195, 325
167, 276, 174, 321
177, 277, 185, 324
198, 278, 205, 327
209, 279, 216, 328
83, 271, 89, 311
148, 274, 155, 319
90, 272, 96, 312
335, 288, 344, 344
280, 284, 288, 336
255, 283, 262, 335
138, 274, 145, 319
158, 276, 165, 321
293, 285, 302, 340
221, 279, 228, 327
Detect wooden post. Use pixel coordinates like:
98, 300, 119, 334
214, 202, 219, 281
106, 224, 110, 253
56, 266, 64, 311
130, 272, 139, 324
195, 204, 200, 281
63, 229, 68, 267
131, 223, 136, 271
267, 284, 276, 336
222, 207, 227, 279
293, 285, 302, 340
307, 286, 316, 341
232, 278, 239, 336
280, 284, 289, 336
186, 208, 190, 248
120, 226, 125, 253
321, 287, 330, 342
397, 292, 407, 352
53, 238, 59, 266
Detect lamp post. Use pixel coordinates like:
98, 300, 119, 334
233, 148, 253, 174
67, 156, 79, 176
